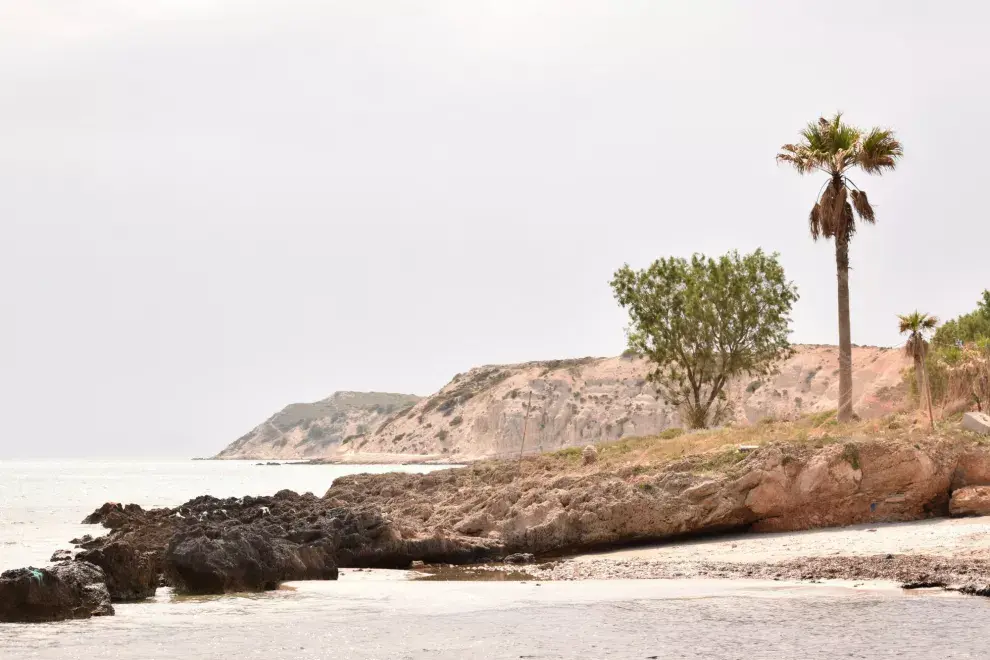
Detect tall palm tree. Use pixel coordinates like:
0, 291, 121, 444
777, 113, 903, 422
899, 311, 938, 429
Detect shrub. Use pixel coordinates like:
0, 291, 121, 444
658, 428, 684, 440
841, 443, 861, 470
746, 380, 762, 394
450, 416, 463, 427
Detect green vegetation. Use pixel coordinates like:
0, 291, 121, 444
934, 290, 990, 348
449, 415, 463, 427
611, 249, 798, 429
658, 428, 684, 440
841, 443, 861, 470
899, 311, 938, 428
777, 113, 903, 423
905, 293, 990, 414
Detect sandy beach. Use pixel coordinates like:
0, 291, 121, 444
447, 517, 990, 590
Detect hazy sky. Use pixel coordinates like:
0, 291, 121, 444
2, 1, 988, 458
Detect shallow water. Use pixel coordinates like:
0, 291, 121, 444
2, 460, 989, 659
0, 458, 450, 571
3, 576, 987, 659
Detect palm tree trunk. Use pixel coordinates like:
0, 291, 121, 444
920, 357, 935, 430
835, 232, 854, 422
914, 355, 926, 410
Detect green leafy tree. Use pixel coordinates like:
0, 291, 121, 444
898, 311, 938, 428
610, 250, 798, 429
777, 113, 903, 422
934, 290, 990, 347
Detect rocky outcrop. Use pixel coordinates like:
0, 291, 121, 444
76, 488, 497, 594
322, 438, 972, 558
76, 435, 990, 589
949, 486, 990, 517
215, 391, 421, 460
164, 527, 337, 595
347, 345, 909, 460
0, 562, 113, 623
76, 541, 158, 601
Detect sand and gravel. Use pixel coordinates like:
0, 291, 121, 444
433, 517, 990, 590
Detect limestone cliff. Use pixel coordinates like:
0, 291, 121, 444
344, 345, 909, 460
214, 392, 421, 459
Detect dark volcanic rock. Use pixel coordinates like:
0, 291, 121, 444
70, 535, 94, 546
0, 561, 114, 623
50, 549, 73, 562
504, 553, 535, 565
164, 527, 337, 594
81, 502, 143, 528
76, 541, 158, 601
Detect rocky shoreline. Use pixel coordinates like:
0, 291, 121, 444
7, 421, 990, 622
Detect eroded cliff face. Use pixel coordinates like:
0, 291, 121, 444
345, 345, 909, 460
214, 392, 421, 459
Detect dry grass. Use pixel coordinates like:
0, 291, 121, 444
523, 409, 976, 477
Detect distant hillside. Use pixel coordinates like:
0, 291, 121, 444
214, 392, 421, 459
343, 345, 909, 461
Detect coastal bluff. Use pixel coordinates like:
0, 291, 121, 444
215, 345, 909, 461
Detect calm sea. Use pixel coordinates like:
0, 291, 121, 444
1, 460, 988, 659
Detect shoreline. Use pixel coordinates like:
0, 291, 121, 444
425, 517, 990, 594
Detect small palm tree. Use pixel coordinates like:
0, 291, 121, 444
899, 311, 938, 429
777, 113, 903, 422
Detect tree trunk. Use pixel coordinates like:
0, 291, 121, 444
920, 356, 935, 430
914, 354, 926, 410
835, 231, 854, 422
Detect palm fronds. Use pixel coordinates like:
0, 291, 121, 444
778, 113, 902, 241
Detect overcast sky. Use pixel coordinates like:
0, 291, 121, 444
2, 1, 987, 458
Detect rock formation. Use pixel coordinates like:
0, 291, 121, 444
0, 562, 114, 623
77, 431, 990, 592
164, 527, 337, 594
76, 541, 158, 601
211, 347, 907, 462
334, 345, 908, 460
949, 486, 990, 517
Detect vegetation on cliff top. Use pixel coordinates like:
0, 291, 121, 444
533, 409, 979, 478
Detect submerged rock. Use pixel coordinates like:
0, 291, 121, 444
0, 561, 113, 623
76, 541, 158, 601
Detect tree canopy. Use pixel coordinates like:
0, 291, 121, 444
610, 250, 798, 429
776, 113, 903, 242
934, 290, 990, 347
